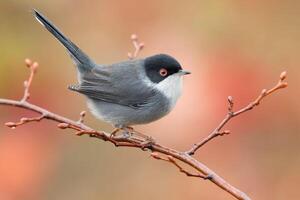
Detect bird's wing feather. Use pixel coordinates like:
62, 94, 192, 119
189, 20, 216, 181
69, 61, 157, 108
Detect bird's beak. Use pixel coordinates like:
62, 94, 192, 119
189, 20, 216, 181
178, 70, 191, 75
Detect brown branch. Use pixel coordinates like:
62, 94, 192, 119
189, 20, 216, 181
21, 59, 38, 102
127, 34, 144, 59
151, 153, 212, 179
5, 114, 45, 129
0, 38, 288, 200
1, 99, 252, 200
1, 60, 288, 200
0, 59, 256, 200
186, 71, 288, 155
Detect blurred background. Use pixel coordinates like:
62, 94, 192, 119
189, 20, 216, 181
0, 0, 299, 199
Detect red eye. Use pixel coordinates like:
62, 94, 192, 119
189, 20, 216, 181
159, 68, 168, 77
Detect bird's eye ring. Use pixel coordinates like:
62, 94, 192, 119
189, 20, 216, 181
159, 68, 168, 77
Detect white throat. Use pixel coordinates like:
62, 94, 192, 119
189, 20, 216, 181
154, 74, 183, 109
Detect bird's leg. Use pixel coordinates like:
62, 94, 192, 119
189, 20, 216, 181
110, 128, 121, 138
128, 127, 153, 140
120, 127, 134, 138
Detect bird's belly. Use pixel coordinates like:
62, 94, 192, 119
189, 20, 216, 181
86, 98, 170, 127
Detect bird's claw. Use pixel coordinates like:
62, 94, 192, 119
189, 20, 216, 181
110, 128, 120, 139
121, 130, 132, 139
141, 137, 155, 150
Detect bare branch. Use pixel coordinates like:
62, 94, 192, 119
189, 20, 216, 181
151, 153, 212, 179
5, 115, 45, 129
21, 59, 38, 102
0, 59, 255, 200
127, 34, 144, 59
186, 71, 288, 155
228, 96, 234, 113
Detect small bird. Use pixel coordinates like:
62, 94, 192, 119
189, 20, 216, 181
33, 10, 190, 136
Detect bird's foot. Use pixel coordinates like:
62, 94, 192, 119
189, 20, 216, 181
125, 126, 134, 131
110, 128, 121, 138
114, 127, 156, 148
141, 136, 155, 150
121, 129, 132, 139
112, 126, 133, 139
126, 127, 150, 140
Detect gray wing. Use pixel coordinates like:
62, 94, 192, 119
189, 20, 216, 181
69, 60, 157, 108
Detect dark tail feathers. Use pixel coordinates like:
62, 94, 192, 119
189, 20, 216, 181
33, 9, 94, 69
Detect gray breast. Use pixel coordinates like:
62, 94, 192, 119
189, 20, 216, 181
86, 90, 171, 127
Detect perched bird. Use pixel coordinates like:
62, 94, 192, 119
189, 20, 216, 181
33, 10, 190, 135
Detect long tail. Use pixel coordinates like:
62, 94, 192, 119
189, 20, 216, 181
33, 9, 94, 70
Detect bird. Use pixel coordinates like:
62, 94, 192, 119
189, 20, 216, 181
33, 9, 190, 137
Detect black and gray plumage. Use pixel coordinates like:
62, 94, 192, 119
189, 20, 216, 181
33, 10, 190, 129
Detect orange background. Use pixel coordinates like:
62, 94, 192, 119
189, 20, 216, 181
0, 1, 299, 199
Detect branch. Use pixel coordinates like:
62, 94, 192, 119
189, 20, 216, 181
186, 71, 288, 155
0, 36, 287, 199
5, 114, 45, 129
0, 59, 252, 200
21, 59, 38, 102
127, 34, 144, 59
151, 153, 212, 179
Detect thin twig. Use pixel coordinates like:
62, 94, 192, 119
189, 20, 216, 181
127, 34, 144, 59
21, 59, 38, 102
5, 114, 45, 129
151, 153, 212, 179
186, 71, 288, 155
